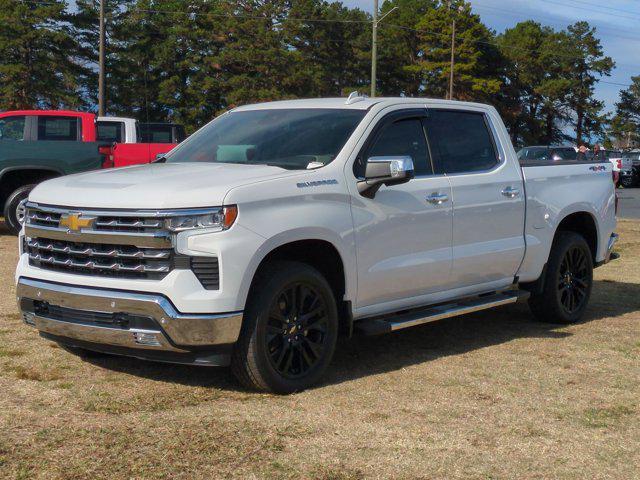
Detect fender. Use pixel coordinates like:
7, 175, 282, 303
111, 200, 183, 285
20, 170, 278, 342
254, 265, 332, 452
236, 226, 356, 311
0, 166, 65, 184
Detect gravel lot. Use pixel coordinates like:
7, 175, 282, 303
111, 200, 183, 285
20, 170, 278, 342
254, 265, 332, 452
1, 221, 639, 479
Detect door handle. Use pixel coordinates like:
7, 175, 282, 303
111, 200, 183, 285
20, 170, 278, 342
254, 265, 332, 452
501, 186, 520, 198
426, 193, 449, 205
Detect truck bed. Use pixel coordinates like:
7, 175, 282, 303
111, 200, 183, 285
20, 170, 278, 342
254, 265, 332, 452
517, 160, 616, 283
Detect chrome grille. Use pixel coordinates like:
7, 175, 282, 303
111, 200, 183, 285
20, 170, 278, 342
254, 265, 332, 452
27, 210, 62, 227
27, 238, 173, 279
94, 217, 164, 233
23, 203, 216, 287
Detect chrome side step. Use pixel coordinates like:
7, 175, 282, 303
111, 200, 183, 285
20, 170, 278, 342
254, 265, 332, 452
355, 290, 529, 336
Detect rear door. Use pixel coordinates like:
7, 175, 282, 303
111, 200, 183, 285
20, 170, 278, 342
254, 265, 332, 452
425, 108, 525, 290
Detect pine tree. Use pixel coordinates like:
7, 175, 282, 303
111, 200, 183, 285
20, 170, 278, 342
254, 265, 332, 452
0, 0, 91, 109
406, 0, 503, 101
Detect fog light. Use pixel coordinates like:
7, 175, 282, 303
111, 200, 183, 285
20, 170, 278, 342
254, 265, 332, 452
133, 332, 162, 346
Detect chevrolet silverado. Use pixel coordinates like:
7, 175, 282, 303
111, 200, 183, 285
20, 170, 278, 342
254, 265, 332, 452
16, 96, 618, 393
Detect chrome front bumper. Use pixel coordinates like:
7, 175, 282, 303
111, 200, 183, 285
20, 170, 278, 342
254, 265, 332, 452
17, 278, 243, 365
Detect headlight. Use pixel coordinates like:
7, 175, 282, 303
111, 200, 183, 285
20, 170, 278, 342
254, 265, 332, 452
165, 206, 238, 232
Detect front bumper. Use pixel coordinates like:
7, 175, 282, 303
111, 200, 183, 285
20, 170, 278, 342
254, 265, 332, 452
17, 277, 243, 366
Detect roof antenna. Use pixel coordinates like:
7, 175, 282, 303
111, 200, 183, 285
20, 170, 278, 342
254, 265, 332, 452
345, 91, 367, 105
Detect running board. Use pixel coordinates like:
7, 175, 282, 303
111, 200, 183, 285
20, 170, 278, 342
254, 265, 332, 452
355, 290, 529, 336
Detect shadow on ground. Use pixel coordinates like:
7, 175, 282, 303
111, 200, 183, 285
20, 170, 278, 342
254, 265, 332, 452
81, 278, 640, 391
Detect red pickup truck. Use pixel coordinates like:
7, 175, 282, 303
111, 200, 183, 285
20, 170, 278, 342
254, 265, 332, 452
0, 110, 182, 232
1, 110, 181, 166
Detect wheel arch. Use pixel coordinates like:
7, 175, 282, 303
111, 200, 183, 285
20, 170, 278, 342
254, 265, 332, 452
0, 167, 63, 208
240, 230, 354, 335
553, 210, 599, 262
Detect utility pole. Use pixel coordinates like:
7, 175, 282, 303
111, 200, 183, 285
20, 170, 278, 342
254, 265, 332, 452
448, 3, 456, 100
448, 18, 455, 100
371, 0, 378, 98
98, 0, 106, 116
370, 2, 397, 98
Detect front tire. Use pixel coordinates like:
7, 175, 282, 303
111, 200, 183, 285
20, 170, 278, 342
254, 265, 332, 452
231, 261, 339, 394
3, 184, 34, 235
528, 231, 593, 324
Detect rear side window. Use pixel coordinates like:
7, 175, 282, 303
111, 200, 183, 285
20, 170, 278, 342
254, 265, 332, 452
0, 116, 26, 140
426, 110, 499, 174
97, 121, 123, 143
366, 118, 432, 176
140, 124, 173, 143
37, 116, 79, 141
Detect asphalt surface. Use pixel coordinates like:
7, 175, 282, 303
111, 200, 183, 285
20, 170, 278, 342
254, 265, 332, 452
618, 187, 640, 219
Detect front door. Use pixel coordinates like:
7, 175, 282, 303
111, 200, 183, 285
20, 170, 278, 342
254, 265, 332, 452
350, 110, 453, 312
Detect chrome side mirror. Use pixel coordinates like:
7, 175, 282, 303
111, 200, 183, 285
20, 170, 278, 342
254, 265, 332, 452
357, 156, 415, 198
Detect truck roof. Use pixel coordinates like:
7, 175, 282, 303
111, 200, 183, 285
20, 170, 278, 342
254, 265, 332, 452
232, 97, 493, 112
0, 110, 95, 120
97, 116, 136, 123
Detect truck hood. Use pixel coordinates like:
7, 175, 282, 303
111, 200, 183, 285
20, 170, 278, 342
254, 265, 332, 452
29, 163, 297, 209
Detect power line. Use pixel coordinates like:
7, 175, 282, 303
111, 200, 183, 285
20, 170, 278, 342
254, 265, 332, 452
471, 2, 640, 43
536, 0, 640, 21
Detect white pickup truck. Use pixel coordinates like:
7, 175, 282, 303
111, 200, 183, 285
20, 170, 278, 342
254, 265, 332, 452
16, 96, 618, 393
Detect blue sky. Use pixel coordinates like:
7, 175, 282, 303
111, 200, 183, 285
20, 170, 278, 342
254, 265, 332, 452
343, 0, 639, 113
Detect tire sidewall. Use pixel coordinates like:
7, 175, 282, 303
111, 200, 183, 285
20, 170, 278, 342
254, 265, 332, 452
547, 232, 593, 323
4, 184, 34, 235
246, 263, 339, 393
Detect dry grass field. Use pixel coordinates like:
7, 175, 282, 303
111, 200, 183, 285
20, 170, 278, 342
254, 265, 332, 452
0, 221, 639, 479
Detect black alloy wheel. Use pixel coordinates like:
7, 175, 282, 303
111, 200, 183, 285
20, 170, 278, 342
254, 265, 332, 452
265, 282, 329, 378
231, 260, 339, 394
557, 245, 590, 315
528, 231, 593, 324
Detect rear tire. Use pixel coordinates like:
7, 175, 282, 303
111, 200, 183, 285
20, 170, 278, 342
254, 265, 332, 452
231, 261, 339, 394
3, 184, 34, 235
528, 231, 593, 324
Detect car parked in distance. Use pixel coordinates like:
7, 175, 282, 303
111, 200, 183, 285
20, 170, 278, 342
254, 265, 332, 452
17, 96, 618, 393
624, 151, 640, 187
0, 110, 111, 233
517, 145, 577, 163
593, 150, 631, 188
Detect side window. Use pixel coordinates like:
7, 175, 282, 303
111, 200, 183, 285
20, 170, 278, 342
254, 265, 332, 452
427, 110, 499, 174
37, 116, 79, 141
97, 121, 123, 143
0, 116, 26, 141
141, 125, 173, 143
366, 118, 431, 176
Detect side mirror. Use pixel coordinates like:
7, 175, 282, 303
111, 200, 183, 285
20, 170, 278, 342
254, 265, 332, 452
357, 156, 415, 198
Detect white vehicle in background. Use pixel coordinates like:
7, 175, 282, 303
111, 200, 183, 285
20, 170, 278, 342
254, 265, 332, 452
96, 116, 138, 144
16, 96, 618, 393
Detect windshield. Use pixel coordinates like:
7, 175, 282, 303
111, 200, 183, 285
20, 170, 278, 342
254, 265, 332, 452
165, 108, 366, 169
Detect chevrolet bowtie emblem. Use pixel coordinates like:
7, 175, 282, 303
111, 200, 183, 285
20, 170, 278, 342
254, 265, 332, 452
59, 213, 96, 233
